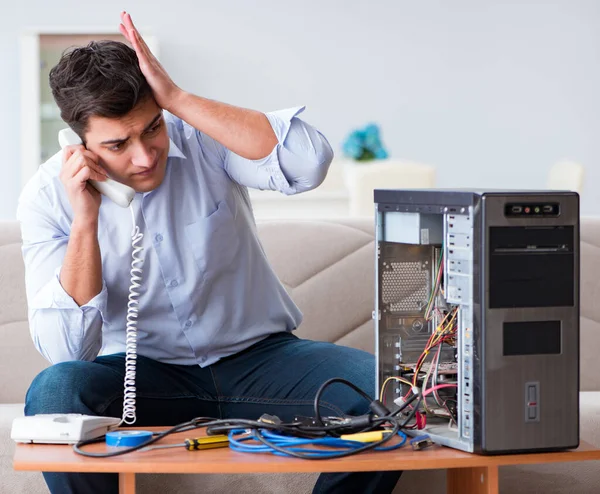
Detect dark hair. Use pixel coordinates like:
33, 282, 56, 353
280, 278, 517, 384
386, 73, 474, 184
49, 40, 152, 138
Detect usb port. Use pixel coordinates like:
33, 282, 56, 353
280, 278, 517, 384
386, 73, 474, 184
543, 205, 553, 213
511, 205, 523, 214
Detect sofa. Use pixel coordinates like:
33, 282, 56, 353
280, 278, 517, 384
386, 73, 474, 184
2, 217, 600, 493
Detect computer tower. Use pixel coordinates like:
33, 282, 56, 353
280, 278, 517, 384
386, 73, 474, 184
374, 189, 579, 454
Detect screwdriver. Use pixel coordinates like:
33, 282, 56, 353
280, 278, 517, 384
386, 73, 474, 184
142, 434, 230, 451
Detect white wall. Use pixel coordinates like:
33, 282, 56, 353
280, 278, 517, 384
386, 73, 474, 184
2, 0, 599, 218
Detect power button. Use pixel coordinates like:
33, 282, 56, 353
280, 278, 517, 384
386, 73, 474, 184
525, 381, 540, 423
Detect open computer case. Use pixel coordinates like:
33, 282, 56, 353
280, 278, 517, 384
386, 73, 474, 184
374, 189, 579, 454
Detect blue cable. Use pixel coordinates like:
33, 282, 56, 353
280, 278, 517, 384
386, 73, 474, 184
228, 428, 407, 458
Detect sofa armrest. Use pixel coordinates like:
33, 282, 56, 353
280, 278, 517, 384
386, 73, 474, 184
580, 218, 600, 391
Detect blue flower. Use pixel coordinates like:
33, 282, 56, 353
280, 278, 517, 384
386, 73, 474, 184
342, 123, 389, 162
375, 147, 389, 159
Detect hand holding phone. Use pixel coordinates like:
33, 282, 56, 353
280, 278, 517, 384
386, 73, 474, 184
58, 128, 136, 208
58, 131, 107, 223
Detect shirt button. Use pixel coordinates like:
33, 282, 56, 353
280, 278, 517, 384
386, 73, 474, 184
170, 280, 179, 288
199, 356, 207, 363
184, 320, 192, 328
155, 233, 163, 243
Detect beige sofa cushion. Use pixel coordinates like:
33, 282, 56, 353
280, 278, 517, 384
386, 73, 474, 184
258, 219, 377, 354
580, 217, 600, 391
0, 222, 48, 403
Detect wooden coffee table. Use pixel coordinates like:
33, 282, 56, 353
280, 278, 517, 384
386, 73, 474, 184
13, 427, 600, 494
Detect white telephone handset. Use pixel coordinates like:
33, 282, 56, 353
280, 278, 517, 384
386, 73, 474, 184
58, 128, 136, 208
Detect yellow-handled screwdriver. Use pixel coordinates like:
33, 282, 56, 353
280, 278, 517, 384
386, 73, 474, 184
142, 434, 229, 451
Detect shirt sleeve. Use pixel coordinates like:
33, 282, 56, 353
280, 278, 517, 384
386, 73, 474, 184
16, 186, 107, 364
196, 106, 334, 194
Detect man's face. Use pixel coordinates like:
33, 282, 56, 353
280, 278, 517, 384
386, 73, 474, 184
84, 97, 170, 193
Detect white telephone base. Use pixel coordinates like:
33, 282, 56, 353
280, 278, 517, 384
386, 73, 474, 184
11, 414, 121, 444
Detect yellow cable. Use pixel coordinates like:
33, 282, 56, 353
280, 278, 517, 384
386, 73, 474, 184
379, 376, 413, 402
341, 430, 393, 442
413, 307, 459, 386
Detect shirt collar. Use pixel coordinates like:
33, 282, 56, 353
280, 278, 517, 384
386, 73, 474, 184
167, 138, 186, 159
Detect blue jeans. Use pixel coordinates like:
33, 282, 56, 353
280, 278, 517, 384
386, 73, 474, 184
25, 332, 402, 493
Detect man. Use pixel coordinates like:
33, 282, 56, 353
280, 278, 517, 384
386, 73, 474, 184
17, 11, 402, 494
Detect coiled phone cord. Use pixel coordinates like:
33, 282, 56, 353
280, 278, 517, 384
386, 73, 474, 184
118, 204, 144, 426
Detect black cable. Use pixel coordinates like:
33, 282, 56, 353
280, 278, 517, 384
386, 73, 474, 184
74, 417, 332, 458
399, 396, 423, 428
73, 418, 209, 458
387, 391, 422, 429
207, 421, 322, 438
207, 416, 391, 439
313, 377, 374, 429
73, 381, 420, 458
390, 390, 420, 418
